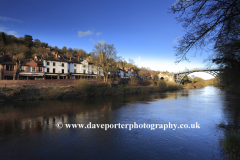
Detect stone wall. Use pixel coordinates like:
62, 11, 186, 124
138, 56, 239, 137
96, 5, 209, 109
158, 73, 175, 82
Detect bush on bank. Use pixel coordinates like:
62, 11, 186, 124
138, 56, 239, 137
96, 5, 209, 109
0, 79, 181, 101
222, 131, 240, 160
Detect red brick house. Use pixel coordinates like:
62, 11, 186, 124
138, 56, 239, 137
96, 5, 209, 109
19, 60, 44, 80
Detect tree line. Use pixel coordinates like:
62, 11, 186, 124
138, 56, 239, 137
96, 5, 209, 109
0, 32, 89, 59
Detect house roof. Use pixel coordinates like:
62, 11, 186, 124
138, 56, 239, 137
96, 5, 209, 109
0, 56, 16, 65
21, 59, 44, 67
21, 59, 30, 66
44, 57, 68, 62
69, 59, 82, 64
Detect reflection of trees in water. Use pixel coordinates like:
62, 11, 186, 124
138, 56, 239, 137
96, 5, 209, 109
0, 90, 188, 134
218, 92, 240, 131
216, 92, 240, 159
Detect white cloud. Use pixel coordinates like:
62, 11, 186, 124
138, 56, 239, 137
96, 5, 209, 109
0, 26, 18, 37
89, 38, 95, 44
7, 31, 18, 36
96, 32, 102, 36
139, 56, 141, 61
0, 16, 22, 23
98, 40, 106, 45
78, 30, 93, 37
172, 37, 180, 44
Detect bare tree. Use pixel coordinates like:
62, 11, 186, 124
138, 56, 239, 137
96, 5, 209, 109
171, 0, 240, 64
92, 42, 120, 83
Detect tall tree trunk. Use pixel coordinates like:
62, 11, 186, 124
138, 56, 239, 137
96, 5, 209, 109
104, 76, 106, 83
13, 61, 21, 80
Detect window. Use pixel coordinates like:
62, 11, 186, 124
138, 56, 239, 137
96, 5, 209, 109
62, 69, 64, 73
21, 66, 25, 71
62, 63, 64, 67
83, 70, 85, 74
74, 64, 76, 67
6, 65, 14, 71
83, 65, 86, 68
28, 67, 31, 72
32, 67, 35, 72
74, 69, 76, 73
39, 67, 42, 72
47, 62, 49, 65
53, 62, 55, 66
47, 68, 49, 73
53, 69, 55, 73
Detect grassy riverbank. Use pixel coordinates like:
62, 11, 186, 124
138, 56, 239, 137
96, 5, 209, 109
221, 132, 240, 160
0, 79, 181, 101
181, 77, 220, 89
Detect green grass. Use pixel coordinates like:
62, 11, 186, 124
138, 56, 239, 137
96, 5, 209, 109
222, 132, 240, 160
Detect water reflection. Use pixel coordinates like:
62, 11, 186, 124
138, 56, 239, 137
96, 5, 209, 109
0, 91, 191, 135
0, 87, 239, 160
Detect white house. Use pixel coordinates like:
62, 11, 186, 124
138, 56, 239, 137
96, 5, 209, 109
69, 59, 103, 79
44, 57, 69, 79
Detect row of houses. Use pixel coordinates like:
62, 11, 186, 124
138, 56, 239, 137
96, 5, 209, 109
0, 54, 137, 80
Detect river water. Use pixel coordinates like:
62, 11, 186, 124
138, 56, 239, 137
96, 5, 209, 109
0, 86, 239, 159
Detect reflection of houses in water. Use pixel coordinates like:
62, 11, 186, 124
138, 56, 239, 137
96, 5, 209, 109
0, 115, 68, 134
19, 115, 68, 130
75, 105, 112, 124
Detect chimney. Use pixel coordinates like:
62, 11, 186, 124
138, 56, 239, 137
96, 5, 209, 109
77, 56, 80, 61
70, 57, 72, 61
55, 52, 58, 58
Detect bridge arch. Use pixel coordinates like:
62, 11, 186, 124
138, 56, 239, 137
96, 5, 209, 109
174, 69, 223, 85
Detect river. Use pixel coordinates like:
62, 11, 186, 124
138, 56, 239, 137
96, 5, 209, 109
0, 86, 239, 159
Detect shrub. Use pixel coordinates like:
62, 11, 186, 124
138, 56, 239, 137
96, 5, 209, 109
128, 77, 138, 86
222, 132, 240, 159
183, 83, 195, 89
166, 81, 180, 90
157, 81, 167, 91
75, 79, 89, 91
143, 79, 152, 86
111, 78, 115, 84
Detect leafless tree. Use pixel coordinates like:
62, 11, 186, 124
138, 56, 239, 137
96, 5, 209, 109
171, 0, 240, 64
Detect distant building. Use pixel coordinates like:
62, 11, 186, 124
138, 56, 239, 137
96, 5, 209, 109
0, 55, 16, 80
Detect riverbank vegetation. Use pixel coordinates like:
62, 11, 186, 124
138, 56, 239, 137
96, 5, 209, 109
221, 131, 240, 160
0, 79, 181, 101
181, 76, 220, 89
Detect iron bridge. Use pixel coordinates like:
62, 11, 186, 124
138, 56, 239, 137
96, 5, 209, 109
173, 69, 223, 85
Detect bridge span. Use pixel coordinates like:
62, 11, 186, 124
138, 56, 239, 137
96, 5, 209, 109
173, 69, 223, 84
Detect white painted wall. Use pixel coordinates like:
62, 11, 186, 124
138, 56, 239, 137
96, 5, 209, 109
44, 60, 68, 74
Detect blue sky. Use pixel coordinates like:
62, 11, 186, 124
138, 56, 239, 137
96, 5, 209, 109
0, 0, 217, 79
